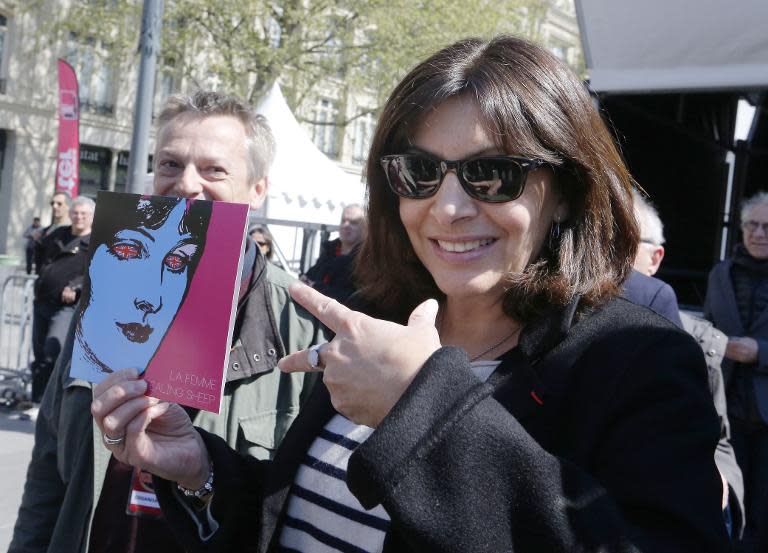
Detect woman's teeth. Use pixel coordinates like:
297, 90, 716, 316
437, 238, 494, 252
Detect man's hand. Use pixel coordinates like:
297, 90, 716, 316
279, 282, 441, 427
61, 286, 77, 304
91, 369, 210, 488
725, 336, 758, 364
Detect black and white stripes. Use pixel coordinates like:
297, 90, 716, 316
276, 360, 500, 552
277, 415, 391, 553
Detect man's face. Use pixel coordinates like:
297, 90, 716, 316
70, 204, 94, 235
153, 114, 267, 209
51, 194, 69, 220
339, 206, 365, 248
742, 203, 768, 260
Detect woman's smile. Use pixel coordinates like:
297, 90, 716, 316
430, 236, 498, 260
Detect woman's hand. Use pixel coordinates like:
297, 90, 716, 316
91, 369, 210, 489
279, 282, 441, 427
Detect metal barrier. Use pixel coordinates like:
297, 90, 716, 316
0, 274, 36, 406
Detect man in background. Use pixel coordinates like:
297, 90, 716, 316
623, 190, 682, 326
302, 203, 365, 304
30, 196, 94, 403
34, 192, 71, 274
625, 190, 744, 538
704, 191, 768, 551
22, 216, 41, 274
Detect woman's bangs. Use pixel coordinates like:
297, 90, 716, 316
467, 78, 558, 164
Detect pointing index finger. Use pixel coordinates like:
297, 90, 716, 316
289, 281, 351, 333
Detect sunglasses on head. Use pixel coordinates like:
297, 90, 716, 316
380, 153, 546, 203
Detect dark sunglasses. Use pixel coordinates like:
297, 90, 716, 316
380, 153, 546, 203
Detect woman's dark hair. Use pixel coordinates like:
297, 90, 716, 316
356, 35, 638, 324
81, 193, 212, 308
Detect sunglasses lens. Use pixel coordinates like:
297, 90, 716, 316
384, 155, 441, 198
462, 158, 525, 202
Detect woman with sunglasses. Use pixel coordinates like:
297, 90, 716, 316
92, 36, 729, 552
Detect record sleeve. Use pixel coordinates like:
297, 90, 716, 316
70, 191, 249, 413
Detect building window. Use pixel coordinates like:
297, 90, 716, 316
311, 99, 339, 158
352, 112, 375, 165
154, 57, 177, 116
158, 70, 174, 105
65, 34, 115, 115
549, 45, 568, 61
115, 150, 154, 193
79, 145, 111, 198
114, 150, 129, 193
0, 14, 8, 94
266, 14, 282, 48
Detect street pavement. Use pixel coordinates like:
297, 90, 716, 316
0, 407, 35, 551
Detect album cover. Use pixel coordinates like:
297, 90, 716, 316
69, 191, 249, 413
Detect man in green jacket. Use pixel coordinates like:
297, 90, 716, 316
10, 91, 324, 553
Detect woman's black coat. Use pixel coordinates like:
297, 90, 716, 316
157, 296, 731, 552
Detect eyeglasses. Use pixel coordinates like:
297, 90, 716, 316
380, 154, 546, 203
639, 238, 660, 246
742, 221, 768, 233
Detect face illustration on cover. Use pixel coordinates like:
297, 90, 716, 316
76, 196, 210, 375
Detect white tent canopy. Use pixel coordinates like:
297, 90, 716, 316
576, 0, 768, 93
256, 83, 365, 225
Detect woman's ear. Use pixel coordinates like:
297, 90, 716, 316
554, 195, 570, 223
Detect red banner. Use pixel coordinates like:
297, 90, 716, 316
56, 59, 79, 197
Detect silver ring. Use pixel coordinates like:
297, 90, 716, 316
103, 433, 125, 446
307, 344, 326, 370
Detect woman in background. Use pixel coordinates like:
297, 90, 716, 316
249, 225, 274, 261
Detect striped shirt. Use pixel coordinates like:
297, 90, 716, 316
276, 359, 501, 552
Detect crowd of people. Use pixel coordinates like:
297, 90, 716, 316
7, 34, 768, 553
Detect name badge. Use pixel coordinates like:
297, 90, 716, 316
126, 467, 164, 519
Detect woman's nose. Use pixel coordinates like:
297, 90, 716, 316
429, 171, 478, 225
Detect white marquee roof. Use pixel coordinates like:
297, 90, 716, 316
256, 83, 365, 225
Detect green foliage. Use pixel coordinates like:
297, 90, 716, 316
29, 0, 545, 118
